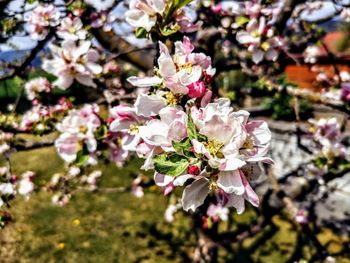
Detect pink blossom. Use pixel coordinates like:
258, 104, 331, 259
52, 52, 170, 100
24, 77, 53, 100
55, 104, 101, 163
26, 4, 61, 40
57, 16, 87, 40
125, 0, 166, 32
42, 40, 102, 89
127, 37, 215, 96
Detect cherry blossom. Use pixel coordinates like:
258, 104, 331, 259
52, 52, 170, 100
57, 16, 87, 40
128, 37, 215, 96
55, 104, 101, 163
24, 77, 53, 100
25, 4, 61, 40
125, 0, 166, 32
42, 40, 103, 89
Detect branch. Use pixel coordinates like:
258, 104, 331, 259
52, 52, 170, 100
0, 30, 54, 81
275, 0, 303, 33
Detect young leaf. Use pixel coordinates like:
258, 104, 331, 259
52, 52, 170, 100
173, 0, 193, 9
153, 154, 189, 176
187, 114, 198, 140
172, 138, 194, 157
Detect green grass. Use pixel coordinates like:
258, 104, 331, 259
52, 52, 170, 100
1, 147, 349, 262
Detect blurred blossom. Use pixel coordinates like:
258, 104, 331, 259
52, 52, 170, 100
207, 203, 229, 222
42, 40, 102, 89
341, 8, 350, 22
57, 16, 87, 40
303, 45, 319, 64
25, 4, 61, 40
24, 77, 53, 101
90, 11, 116, 31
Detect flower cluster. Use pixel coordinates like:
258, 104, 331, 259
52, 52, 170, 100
305, 118, 349, 175
49, 168, 102, 206
0, 131, 13, 156
128, 36, 215, 98
19, 97, 72, 132
26, 4, 61, 40
55, 104, 101, 164
0, 167, 35, 209
125, 0, 200, 36
107, 37, 272, 213
209, 1, 284, 64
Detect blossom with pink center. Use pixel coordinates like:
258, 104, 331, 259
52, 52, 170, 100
57, 16, 87, 40
127, 37, 215, 95
42, 40, 102, 89
26, 4, 61, 40
24, 77, 53, 100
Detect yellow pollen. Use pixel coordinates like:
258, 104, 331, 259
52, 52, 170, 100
165, 92, 182, 106
209, 181, 218, 191
176, 62, 193, 73
79, 126, 88, 133
68, 27, 76, 33
261, 42, 270, 51
204, 139, 224, 157
251, 31, 260, 38
242, 136, 255, 150
128, 124, 139, 135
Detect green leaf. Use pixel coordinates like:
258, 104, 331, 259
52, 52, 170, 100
172, 138, 194, 157
187, 114, 198, 140
153, 154, 189, 176
135, 27, 148, 39
160, 24, 181, 36
75, 147, 90, 166
173, 0, 193, 9
95, 125, 108, 140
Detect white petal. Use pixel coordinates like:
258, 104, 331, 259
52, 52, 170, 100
173, 174, 194, 186
182, 178, 209, 212
154, 172, 173, 187
226, 194, 245, 214
252, 49, 264, 64
127, 76, 162, 87
217, 170, 245, 195
134, 93, 166, 117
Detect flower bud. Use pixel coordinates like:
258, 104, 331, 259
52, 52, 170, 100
188, 165, 200, 176
187, 81, 207, 98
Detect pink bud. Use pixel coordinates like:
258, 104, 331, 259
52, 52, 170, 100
211, 4, 222, 14
188, 165, 200, 176
164, 183, 175, 196
187, 81, 207, 98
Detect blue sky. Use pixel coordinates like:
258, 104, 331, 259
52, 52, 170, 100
0, 0, 347, 53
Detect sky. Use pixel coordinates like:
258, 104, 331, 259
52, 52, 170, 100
0, 0, 347, 53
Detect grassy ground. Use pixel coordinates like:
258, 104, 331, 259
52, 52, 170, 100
1, 146, 349, 262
